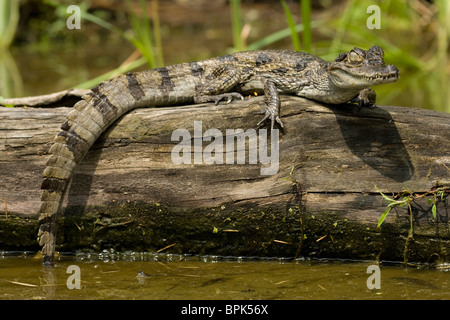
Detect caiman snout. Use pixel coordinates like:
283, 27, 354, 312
387, 64, 400, 77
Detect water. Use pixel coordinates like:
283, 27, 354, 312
1, 251, 448, 300
5, 1, 447, 113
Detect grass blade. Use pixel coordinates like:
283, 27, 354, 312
0, 0, 19, 48
75, 56, 147, 89
247, 21, 321, 51
230, 0, 243, 51
377, 204, 393, 228
300, 0, 312, 52
151, 0, 164, 67
374, 185, 394, 203
280, 0, 301, 51
329, 0, 357, 53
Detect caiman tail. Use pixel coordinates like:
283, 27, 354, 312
38, 69, 193, 265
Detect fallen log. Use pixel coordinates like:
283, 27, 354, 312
0, 95, 449, 263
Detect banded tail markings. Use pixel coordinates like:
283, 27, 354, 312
38, 73, 153, 264
38, 67, 202, 264
126, 72, 146, 101
156, 67, 175, 92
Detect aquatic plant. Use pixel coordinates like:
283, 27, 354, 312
4, 0, 448, 112
230, 0, 244, 52
321, 0, 449, 112
0, 0, 19, 49
375, 180, 449, 264
125, 0, 164, 68
42, 0, 163, 89
247, 0, 448, 111
0, 0, 22, 98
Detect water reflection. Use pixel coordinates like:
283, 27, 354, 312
0, 49, 23, 98
41, 265, 57, 299
0, 251, 448, 300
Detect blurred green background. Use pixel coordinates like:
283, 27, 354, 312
0, 0, 448, 112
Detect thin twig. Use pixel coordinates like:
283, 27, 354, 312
156, 243, 176, 253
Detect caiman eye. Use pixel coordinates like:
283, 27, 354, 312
348, 51, 363, 63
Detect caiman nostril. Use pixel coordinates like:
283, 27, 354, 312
388, 64, 400, 75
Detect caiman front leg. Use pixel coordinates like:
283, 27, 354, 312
257, 79, 284, 129
351, 88, 377, 108
194, 65, 244, 105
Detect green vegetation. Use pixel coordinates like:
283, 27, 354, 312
125, 0, 163, 68
0, 0, 448, 112
300, 0, 312, 52
320, 0, 449, 112
375, 181, 449, 264
279, 0, 312, 52
44, 0, 163, 89
0, 0, 22, 98
375, 182, 449, 229
0, 0, 19, 49
281, 0, 302, 52
230, 0, 244, 52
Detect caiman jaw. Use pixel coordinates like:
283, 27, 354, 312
328, 45, 399, 89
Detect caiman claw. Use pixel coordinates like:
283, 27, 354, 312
257, 109, 284, 130
194, 92, 244, 105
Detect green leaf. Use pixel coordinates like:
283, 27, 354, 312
398, 198, 409, 207
0, 96, 14, 107
280, 0, 301, 51
0, 96, 14, 108
374, 185, 394, 203
377, 206, 392, 228
230, 0, 243, 51
300, 0, 312, 52
431, 203, 437, 219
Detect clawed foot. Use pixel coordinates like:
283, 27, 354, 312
214, 92, 244, 105
352, 88, 376, 108
195, 92, 244, 105
256, 109, 284, 130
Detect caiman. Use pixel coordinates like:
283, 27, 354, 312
38, 46, 399, 264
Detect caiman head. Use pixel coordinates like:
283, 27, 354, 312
328, 45, 399, 89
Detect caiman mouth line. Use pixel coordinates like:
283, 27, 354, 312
351, 73, 398, 81
331, 68, 399, 82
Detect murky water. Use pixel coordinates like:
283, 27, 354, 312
0, 251, 448, 300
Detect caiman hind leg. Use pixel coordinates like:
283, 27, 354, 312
193, 65, 244, 105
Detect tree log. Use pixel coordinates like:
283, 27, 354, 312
0, 95, 449, 263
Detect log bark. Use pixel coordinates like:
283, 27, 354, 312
0, 95, 449, 263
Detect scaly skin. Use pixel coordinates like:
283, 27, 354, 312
38, 46, 399, 264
